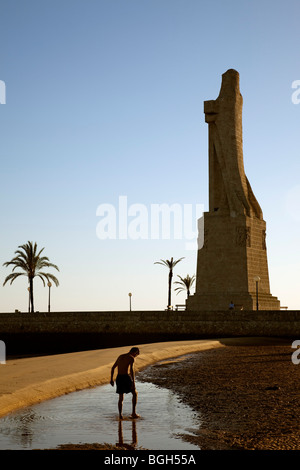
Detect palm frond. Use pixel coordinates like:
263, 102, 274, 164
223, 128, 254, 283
36, 274, 47, 287
154, 257, 185, 269
172, 257, 185, 267
154, 260, 169, 267
36, 259, 60, 271
37, 272, 60, 287
174, 274, 195, 295
36, 247, 45, 258
3, 272, 26, 286
12, 259, 29, 272
46, 273, 60, 286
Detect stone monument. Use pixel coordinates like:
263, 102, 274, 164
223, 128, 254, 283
186, 69, 280, 311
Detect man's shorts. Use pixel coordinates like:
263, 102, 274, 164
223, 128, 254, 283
116, 374, 133, 394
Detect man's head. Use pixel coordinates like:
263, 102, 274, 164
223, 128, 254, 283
129, 347, 140, 357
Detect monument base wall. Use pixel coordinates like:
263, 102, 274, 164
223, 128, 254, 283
186, 292, 280, 311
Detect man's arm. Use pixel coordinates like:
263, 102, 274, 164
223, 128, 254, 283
110, 357, 119, 386
130, 360, 135, 389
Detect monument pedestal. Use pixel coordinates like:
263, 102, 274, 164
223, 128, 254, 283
186, 212, 280, 311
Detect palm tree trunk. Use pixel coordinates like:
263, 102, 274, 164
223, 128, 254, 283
29, 277, 34, 313
168, 269, 173, 309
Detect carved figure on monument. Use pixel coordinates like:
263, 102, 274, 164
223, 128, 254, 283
204, 69, 262, 219
186, 69, 280, 311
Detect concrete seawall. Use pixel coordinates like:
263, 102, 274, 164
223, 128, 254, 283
1, 310, 299, 355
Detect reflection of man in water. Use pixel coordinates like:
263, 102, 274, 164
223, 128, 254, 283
117, 419, 137, 449
110, 347, 140, 419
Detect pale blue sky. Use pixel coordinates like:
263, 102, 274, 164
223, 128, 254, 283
1, 0, 300, 312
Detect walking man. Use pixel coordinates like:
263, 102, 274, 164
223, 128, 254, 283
110, 347, 140, 419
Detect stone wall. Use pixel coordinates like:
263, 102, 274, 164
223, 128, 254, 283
0, 310, 299, 355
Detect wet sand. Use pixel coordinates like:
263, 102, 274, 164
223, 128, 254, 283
0, 339, 221, 419
139, 337, 300, 450
2, 337, 299, 451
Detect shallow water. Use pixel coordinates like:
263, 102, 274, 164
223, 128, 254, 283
0, 375, 201, 450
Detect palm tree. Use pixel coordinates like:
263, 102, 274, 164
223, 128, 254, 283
154, 257, 184, 310
174, 274, 195, 299
3, 241, 59, 313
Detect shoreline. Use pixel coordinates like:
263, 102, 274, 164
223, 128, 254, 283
0, 339, 222, 420
1, 336, 298, 451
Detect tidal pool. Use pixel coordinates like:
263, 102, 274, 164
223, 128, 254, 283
0, 375, 201, 450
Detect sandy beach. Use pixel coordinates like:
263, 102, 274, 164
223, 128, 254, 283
139, 337, 300, 450
0, 339, 221, 420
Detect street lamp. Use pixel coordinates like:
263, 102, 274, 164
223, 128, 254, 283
254, 276, 260, 311
128, 293, 132, 311
47, 281, 52, 313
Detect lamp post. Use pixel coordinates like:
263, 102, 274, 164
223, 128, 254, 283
254, 276, 260, 311
47, 281, 52, 313
128, 293, 132, 311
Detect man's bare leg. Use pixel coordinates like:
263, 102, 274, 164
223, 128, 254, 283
131, 389, 140, 419
118, 394, 124, 419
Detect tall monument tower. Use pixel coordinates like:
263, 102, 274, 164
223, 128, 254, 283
186, 69, 280, 311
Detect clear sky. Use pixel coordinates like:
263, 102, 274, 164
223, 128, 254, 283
0, 0, 300, 312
